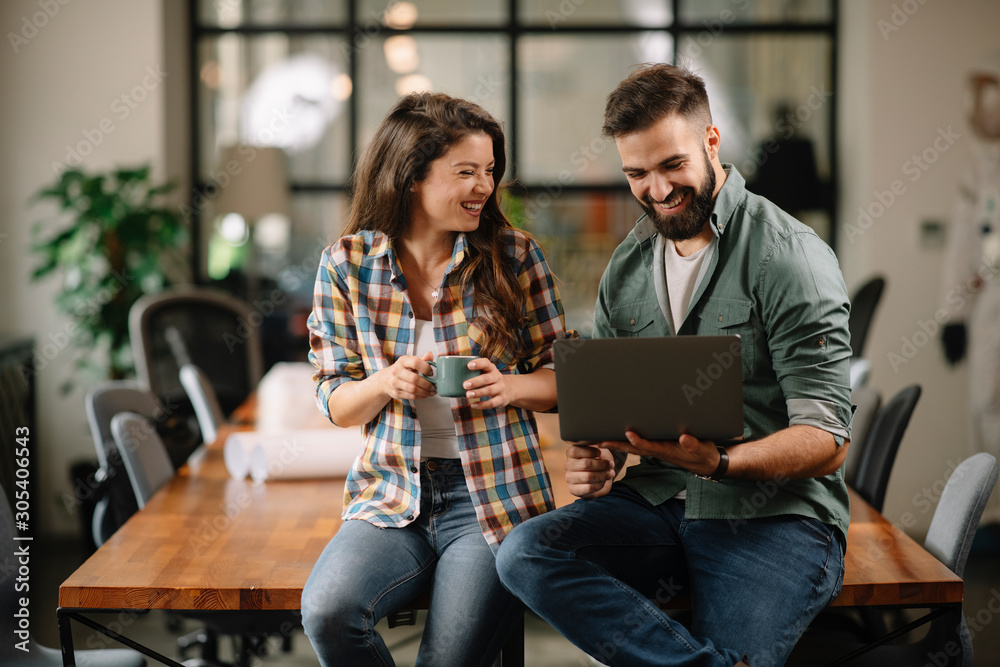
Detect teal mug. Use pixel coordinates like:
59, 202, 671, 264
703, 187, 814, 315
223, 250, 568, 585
422, 355, 480, 397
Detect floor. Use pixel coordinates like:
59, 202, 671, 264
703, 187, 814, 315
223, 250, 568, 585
28, 536, 1000, 666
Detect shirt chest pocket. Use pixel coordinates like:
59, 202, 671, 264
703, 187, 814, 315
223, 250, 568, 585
697, 297, 757, 380
608, 301, 660, 337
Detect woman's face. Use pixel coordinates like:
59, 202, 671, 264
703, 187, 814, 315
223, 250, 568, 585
410, 132, 495, 237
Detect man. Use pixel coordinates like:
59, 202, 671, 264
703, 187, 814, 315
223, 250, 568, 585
495, 63, 853, 667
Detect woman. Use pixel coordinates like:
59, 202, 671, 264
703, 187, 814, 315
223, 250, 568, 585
302, 92, 575, 666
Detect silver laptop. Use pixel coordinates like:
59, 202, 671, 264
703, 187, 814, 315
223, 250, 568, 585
553, 336, 744, 442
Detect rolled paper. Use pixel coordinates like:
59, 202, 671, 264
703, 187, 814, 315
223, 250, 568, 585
235, 428, 364, 482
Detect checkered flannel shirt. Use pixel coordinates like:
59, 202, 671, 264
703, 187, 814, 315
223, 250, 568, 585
308, 228, 576, 545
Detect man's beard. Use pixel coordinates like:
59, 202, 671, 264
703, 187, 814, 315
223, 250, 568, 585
639, 150, 717, 241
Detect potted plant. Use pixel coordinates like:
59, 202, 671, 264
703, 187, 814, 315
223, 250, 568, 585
30, 165, 188, 389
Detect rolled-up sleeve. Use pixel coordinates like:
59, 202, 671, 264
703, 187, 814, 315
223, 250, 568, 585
307, 243, 366, 421
758, 233, 853, 444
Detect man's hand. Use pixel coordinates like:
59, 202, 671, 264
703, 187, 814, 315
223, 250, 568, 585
597, 431, 720, 478
565, 444, 617, 498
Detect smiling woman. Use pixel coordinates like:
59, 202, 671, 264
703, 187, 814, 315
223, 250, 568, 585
301, 92, 576, 667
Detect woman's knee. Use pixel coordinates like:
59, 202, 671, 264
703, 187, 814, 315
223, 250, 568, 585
301, 576, 368, 637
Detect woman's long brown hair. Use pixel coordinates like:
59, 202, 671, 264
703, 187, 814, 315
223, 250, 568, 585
343, 92, 528, 364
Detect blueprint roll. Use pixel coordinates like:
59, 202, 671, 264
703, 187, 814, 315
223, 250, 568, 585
223, 432, 255, 479
245, 428, 363, 482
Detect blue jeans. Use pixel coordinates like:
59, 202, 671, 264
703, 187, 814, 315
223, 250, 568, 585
496, 484, 844, 667
302, 459, 522, 667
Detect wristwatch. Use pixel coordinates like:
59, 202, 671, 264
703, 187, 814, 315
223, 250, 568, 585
695, 446, 729, 482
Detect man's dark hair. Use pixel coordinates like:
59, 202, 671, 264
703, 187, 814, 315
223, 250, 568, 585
602, 63, 713, 138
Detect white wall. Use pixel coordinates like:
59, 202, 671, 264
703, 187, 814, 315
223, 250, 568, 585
838, 0, 1000, 538
0, 0, 176, 536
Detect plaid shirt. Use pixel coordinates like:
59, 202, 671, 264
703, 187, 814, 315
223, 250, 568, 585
308, 228, 575, 545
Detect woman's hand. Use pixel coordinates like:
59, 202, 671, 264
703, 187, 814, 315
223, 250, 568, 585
462, 357, 512, 410
376, 351, 436, 401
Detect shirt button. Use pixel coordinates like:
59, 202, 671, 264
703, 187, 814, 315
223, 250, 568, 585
410, 466, 418, 473
817, 338, 826, 347
407, 310, 413, 317
629, 318, 636, 326
405, 514, 414, 521
718, 315, 723, 323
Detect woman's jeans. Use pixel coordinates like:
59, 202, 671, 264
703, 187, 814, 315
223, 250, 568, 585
301, 459, 522, 667
496, 484, 844, 667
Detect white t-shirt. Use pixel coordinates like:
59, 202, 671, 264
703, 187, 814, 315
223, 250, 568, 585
664, 239, 711, 335
664, 239, 711, 500
412, 318, 460, 459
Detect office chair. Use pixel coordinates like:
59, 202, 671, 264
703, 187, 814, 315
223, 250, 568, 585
849, 357, 872, 390
129, 287, 264, 420
791, 453, 999, 667
848, 276, 886, 359
843, 386, 882, 488
0, 483, 147, 666
111, 412, 298, 667
853, 384, 922, 513
85, 381, 201, 546
180, 364, 225, 445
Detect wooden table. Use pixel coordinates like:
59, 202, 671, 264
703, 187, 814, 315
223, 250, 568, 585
58, 410, 962, 665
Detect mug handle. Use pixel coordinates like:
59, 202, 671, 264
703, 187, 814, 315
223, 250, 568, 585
419, 359, 437, 385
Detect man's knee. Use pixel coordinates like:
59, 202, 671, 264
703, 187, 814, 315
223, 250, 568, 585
495, 516, 555, 592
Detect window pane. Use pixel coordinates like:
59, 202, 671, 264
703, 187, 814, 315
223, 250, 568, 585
679, 0, 832, 25
358, 0, 504, 26
197, 34, 352, 183
520, 0, 671, 27
517, 191, 642, 331
198, 191, 345, 290
518, 34, 673, 185
197, 0, 346, 26
680, 34, 833, 236
357, 34, 510, 149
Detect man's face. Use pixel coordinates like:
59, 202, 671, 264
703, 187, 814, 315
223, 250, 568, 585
615, 113, 719, 241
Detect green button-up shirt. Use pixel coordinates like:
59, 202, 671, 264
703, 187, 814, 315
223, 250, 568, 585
595, 165, 852, 541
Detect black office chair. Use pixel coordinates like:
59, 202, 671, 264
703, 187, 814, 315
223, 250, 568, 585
85, 381, 200, 546
129, 287, 264, 420
848, 276, 886, 359
853, 384, 921, 513
843, 387, 882, 488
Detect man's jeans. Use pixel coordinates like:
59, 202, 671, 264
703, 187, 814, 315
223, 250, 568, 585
496, 484, 844, 667
302, 459, 521, 667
